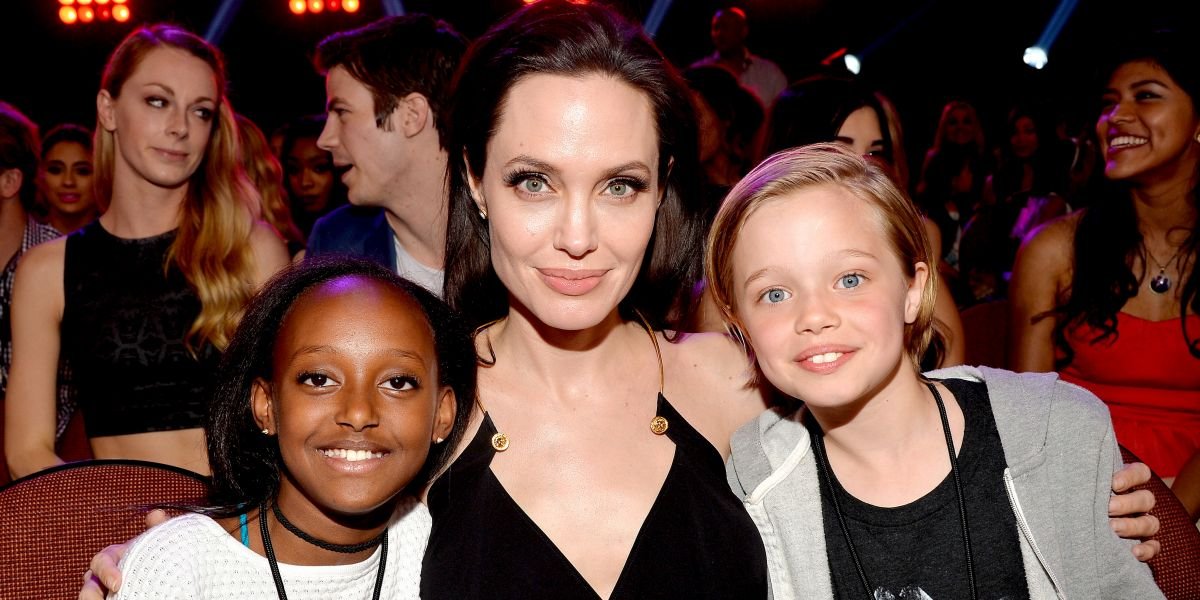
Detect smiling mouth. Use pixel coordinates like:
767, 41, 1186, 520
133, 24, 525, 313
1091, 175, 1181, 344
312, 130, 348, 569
806, 352, 843, 364
1109, 135, 1148, 150
320, 448, 387, 462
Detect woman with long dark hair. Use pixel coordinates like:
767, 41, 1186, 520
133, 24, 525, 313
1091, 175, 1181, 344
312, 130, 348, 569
1011, 29, 1200, 518
428, 3, 768, 597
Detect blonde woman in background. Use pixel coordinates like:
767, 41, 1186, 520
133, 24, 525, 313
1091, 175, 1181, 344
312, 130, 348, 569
5, 24, 289, 478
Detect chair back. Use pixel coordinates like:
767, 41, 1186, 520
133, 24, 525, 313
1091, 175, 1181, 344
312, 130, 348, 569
1119, 445, 1200, 599
0, 460, 209, 600
960, 298, 1009, 369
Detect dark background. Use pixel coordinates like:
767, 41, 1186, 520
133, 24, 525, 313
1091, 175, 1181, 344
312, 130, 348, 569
2, 0, 1190, 177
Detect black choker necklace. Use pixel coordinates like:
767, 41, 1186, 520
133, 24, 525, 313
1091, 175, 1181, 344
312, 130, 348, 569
806, 383, 977, 600
260, 503, 389, 600
271, 502, 386, 553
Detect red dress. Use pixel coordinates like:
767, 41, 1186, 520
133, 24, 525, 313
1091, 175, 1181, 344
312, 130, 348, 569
1060, 313, 1200, 478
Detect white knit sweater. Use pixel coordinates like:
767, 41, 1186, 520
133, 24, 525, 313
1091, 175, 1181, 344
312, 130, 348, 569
110, 498, 428, 599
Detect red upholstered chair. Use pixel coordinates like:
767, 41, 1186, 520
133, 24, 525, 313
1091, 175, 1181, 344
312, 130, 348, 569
1119, 445, 1200, 599
959, 298, 1010, 369
0, 459, 209, 600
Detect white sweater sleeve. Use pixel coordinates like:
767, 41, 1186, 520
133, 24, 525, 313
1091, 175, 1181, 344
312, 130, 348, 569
109, 515, 210, 600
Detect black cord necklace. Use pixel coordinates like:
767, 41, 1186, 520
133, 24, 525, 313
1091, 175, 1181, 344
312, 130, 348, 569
259, 502, 389, 600
807, 382, 977, 600
271, 502, 387, 553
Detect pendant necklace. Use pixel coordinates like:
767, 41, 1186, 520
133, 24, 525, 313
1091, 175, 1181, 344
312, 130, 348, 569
1143, 241, 1184, 294
805, 383, 977, 600
259, 502, 389, 600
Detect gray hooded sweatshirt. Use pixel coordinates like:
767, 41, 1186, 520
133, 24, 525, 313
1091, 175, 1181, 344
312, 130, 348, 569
726, 365, 1163, 599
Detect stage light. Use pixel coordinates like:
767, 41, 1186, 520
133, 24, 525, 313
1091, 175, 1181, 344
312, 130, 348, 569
96, 0, 109, 4
59, 5, 78, 23
59, 0, 74, 5
328, 0, 339, 9
113, 3, 129, 20
844, 54, 861, 75
1023, 46, 1048, 70
79, 5, 94, 21
309, 0, 323, 12
343, 0, 359, 10
289, 0, 306, 13
77, 0, 92, 4
114, 0, 127, 3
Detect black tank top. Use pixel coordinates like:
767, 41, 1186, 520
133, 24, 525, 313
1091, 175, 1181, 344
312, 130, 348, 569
422, 394, 768, 599
61, 222, 219, 437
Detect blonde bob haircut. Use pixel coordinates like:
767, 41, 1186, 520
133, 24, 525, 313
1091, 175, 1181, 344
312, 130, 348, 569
705, 143, 942, 372
94, 24, 260, 351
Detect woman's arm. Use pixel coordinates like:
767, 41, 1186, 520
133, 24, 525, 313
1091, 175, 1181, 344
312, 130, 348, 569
1007, 216, 1074, 372
4, 239, 67, 478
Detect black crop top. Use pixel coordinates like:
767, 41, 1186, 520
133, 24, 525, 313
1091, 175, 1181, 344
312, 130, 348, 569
60, 222, 219, 437
422, 394, 768, 599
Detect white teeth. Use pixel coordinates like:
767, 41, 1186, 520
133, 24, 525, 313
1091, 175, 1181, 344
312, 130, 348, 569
808, 352, 843, 364
320, 448, 385, 462
1110, 135, 1148, 148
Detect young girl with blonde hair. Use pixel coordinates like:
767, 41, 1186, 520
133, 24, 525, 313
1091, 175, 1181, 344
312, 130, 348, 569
708, 144, 1162, 599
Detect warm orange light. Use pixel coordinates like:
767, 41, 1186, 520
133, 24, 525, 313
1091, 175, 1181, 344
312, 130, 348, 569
78, 5, 94, 21
113, 4, 129, 21
59, 0, 75, 5
77, 0, 92, 4
59, 6, 78, 23
289, 0, 306, 14
96, 0, 109, 4
328, 0, 339, 10
309, 0, 323, 13
114, 0, 127, 3
343, 0, 359, 12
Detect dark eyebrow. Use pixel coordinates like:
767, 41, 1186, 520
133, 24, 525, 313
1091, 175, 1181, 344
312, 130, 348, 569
504, 156, 653, 180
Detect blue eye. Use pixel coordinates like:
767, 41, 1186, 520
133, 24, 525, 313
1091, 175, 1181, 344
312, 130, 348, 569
760, 288, 791, 304
839, 274, 862, 288
520, 177, 546, 193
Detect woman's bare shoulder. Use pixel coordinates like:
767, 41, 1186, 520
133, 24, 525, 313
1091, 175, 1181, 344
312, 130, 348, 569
661, 331, 766, 446
14, 237, 67, 285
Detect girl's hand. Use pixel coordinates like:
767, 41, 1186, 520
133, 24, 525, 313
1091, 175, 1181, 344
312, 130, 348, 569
77, 510, 167, 599
1110, 462, 1161, 562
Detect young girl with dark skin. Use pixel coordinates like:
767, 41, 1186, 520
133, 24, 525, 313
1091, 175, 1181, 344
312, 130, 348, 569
111, 257, 472, 599
5, 25, 290, 478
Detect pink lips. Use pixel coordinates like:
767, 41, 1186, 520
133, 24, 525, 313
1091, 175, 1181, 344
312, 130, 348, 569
794, 345, 856, 374
153, 148, 189, 162
538, 268, 607, 296
56, 193, 82, 204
